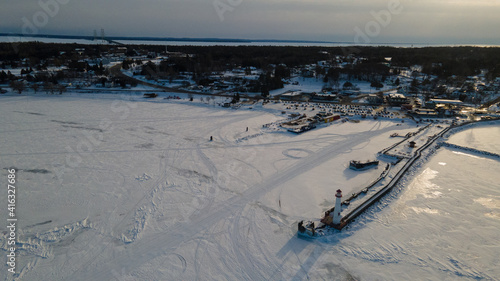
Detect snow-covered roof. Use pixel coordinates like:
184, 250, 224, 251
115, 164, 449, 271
429, 99, 463, 105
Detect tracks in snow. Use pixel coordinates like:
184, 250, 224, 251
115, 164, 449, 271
68, 123, 398, 280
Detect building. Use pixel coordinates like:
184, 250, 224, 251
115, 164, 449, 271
323, 115, 341, 123
386, 93, 409, 106
367, 94, 384, 105
427, 99, 463, 109
401, 104, 414, 111
312, 92, 337, 102
411, 108, 438, 117
280, 91, 303, 101
332, 189, 343, 225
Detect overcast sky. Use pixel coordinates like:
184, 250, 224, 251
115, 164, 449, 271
1, 0, 499, 44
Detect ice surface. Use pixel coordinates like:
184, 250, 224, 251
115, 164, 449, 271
0, 92, 499, 280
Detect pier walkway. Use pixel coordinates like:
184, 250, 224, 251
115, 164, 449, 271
328, 125, 451, 230
440, 142, 500, 160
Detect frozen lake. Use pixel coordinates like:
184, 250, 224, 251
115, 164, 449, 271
2, 35, 499, 48
0, 93, 499, 280
328, 122, 500, 280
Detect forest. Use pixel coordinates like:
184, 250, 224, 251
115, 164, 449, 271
1, 43, 500, 83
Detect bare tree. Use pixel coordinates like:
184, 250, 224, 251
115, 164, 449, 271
31, 83, 39, 94
10, 81, 25, 94
43, 82, 55, 94
57, 85, 67, 95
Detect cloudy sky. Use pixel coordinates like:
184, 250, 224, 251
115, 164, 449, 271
1, 0, 499, 44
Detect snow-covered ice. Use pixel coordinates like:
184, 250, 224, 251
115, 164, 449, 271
0, 92, 499, 280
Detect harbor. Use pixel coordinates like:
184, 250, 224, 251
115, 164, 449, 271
299, 122, 453, 235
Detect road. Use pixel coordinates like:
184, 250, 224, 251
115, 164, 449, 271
109, 64, 237, 98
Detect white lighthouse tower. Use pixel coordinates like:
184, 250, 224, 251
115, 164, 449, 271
332, 189, 343, 225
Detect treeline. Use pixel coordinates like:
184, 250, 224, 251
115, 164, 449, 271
346, 46, 500, 79
166, 46, 333, 69
2, 43, 500, 79
162, 45, 500, 79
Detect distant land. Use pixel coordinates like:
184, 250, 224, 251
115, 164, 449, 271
1, 33, 499, 48
0, 33, 338, 44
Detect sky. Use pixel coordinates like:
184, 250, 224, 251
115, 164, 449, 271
1, 0, 500, 44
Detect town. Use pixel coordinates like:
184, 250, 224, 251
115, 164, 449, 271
1, 43, 500, 122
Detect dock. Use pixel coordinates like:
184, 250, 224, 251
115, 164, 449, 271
299, 119, 500, 236
322, 125, 452, 231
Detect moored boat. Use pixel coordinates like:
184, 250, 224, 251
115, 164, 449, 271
349, 160, 379, 170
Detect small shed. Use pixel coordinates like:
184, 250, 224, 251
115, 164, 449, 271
409, 141, 417, 148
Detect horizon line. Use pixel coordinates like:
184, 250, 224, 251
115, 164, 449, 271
1, 33, 499, 47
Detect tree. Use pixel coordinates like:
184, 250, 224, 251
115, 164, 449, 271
343, 81, 353, 89
43, 82, 55, 94
326, 68, 340, 82
436, 85, 447, 96
26, 74, 34, 82
31, 83, 39, 94
141, 61, 157, 78
10, 81, 25, 94
410, 78, 419, 90
231, 92, 240, 104
370, 81, 384, 90
315, 65, 324, 80
275, 65, 290, 79
122, 59, 131, 70
261, 86, 270, 98
0, 70, 7, 83
57, 85, 67, 95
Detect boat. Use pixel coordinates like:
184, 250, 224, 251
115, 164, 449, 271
349, 160, 379, 170
297, 220, 324, 238
287, 124, 316, 134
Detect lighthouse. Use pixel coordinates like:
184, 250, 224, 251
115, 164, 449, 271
332, 189, 342, 225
